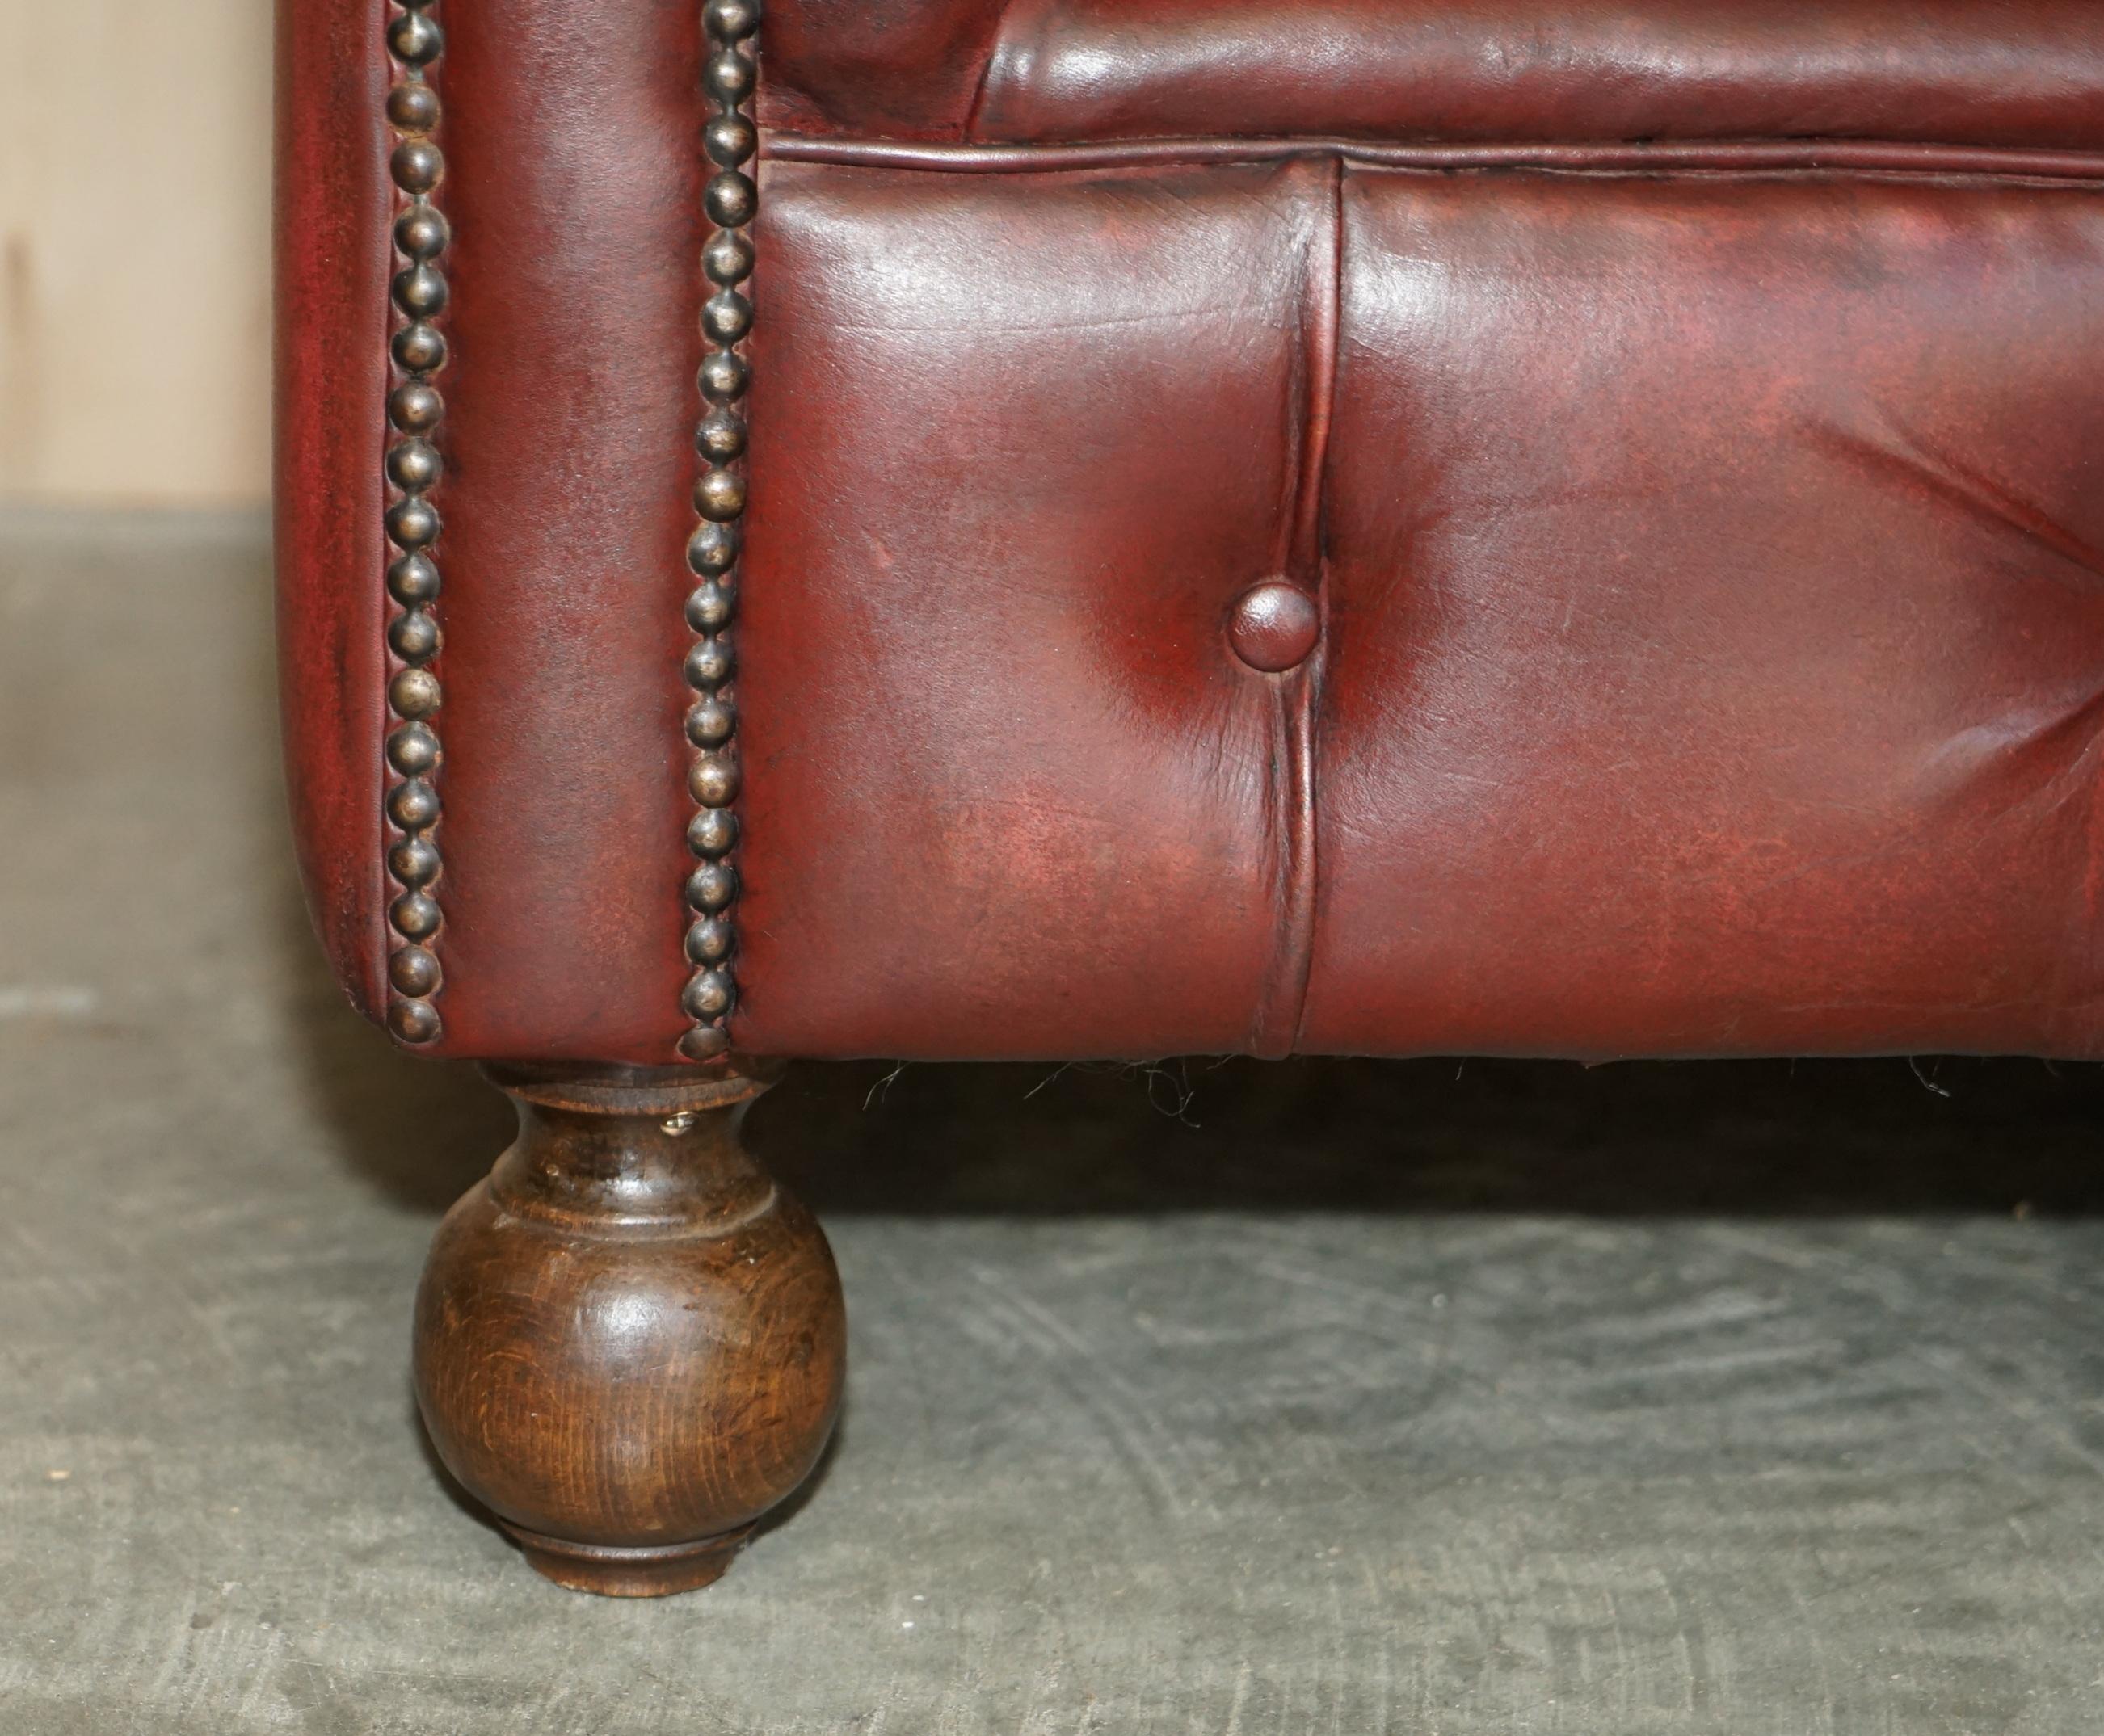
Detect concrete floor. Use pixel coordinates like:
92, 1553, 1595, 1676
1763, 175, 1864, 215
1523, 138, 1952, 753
5, 508, 2104, 1733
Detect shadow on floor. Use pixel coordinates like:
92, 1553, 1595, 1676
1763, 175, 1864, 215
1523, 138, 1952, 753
284, 928, 2104, 1222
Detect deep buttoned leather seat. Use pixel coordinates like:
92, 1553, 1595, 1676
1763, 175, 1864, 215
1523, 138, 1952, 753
285, 0, 2104, 1068
276, 0, 2104, 1593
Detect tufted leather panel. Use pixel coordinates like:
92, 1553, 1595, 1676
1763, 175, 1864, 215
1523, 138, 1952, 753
279, 0, 2104, 1067
1302, 171, 2104, 1061
735, 157, 2104, 1063
730, 157, 1339, 1059
760, 0, 2104, 153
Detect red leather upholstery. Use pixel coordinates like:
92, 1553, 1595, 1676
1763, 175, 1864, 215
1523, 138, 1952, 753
276, 0, 393, 1024
735, 157, 1336, 1059
277, 0, 706, 1061
761, 0, 2104, 150
1302, 171, 2104, 1061
277, 0, 2104, 1065
430, 0, 703, 1060
735, 158, 2104, 1061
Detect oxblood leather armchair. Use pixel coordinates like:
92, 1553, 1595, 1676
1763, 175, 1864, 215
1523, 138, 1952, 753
276, 0, 2104, 1594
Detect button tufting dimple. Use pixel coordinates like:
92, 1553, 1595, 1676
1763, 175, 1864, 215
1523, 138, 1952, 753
1228, 579, 1320, 672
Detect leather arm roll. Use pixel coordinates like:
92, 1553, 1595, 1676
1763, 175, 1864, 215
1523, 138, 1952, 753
277, 0, 705, 1059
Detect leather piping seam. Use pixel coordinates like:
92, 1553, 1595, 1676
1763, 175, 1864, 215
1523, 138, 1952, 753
677, 0, 764, 1066
764, 134, 2104, 184
379, 0, 450, 1045
1252, 157, 1341, 1061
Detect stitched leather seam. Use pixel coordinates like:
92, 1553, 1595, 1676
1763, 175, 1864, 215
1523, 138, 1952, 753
765, 134, 2104, 184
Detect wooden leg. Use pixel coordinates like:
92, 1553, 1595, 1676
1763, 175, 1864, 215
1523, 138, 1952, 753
413, 1061, 844, 1597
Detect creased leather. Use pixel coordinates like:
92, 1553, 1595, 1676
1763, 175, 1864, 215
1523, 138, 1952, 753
755, 0, 1012, 141
1248, 158, 1340, 1061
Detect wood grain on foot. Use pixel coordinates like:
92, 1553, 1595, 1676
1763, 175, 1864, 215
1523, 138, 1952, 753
413, 1063, 845, 1596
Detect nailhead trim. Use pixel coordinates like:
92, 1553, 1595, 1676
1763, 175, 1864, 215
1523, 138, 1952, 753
680, 0, 761, 1064
382, 0, 449, 1045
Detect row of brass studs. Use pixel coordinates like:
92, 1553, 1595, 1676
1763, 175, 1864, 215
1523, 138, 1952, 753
382, 0, 449, 1045
679, 0, 760, 1063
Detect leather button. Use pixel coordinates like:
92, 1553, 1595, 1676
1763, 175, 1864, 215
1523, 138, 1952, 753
1228, 580, 1320, 672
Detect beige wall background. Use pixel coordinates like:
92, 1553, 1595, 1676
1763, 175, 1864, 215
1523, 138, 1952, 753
0, 0, 273, 507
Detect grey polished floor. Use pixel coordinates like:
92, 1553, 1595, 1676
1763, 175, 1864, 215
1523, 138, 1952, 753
4, 509, 2104, 1734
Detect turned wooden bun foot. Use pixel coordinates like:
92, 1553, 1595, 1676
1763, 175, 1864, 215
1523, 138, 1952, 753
507, 1524, 755, 1598
413, 1062, 845, 1598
